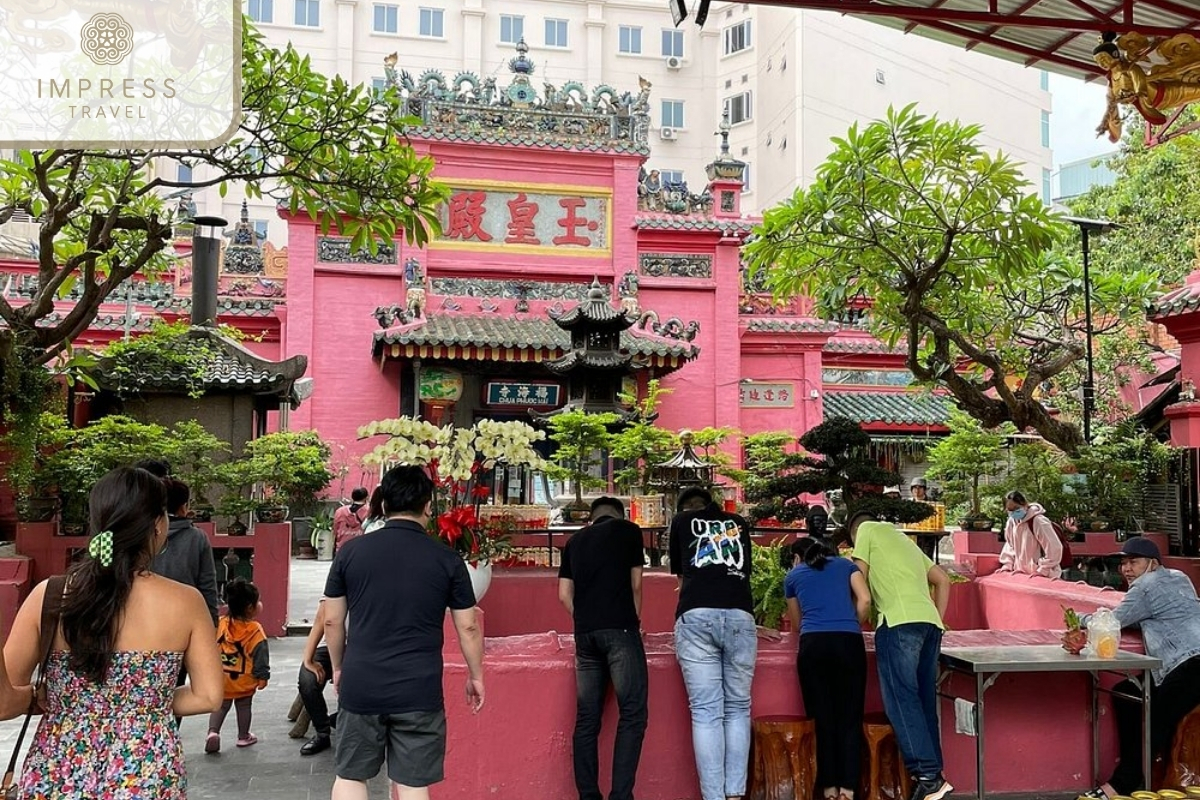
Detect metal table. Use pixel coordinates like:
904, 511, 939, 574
938, 645, 1161, 800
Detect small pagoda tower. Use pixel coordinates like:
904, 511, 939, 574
535, 277, 638, 422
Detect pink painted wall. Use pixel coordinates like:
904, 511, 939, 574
429, 627, 1119, 800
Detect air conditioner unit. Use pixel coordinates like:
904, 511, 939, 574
665, 56, 683, 70
659, 127, 678, 140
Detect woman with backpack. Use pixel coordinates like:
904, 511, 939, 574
4, 466, 224, 799
999, 490, 1064, 579
332, 487, 370, 552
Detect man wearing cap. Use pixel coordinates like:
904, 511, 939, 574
1078, 538, 1200, 800
909, 478, 929, 502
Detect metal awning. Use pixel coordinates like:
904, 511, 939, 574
741, 0, 1200, 80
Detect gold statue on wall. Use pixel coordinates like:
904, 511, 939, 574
1094, 31, 1200, 142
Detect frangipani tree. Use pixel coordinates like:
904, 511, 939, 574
744, 105, 1159, 455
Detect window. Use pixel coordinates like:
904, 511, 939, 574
294, 0, 318, 26
419, 7, 443, 37
660, 169, 685, 187
371, 77, 388, 99
662, 28, 684, 58
372, 3, 397, 33
723, 20, 751, 55
545, 18, 568, 48
176, 163, 192, 183
660, 100, 684, 129
823, 368, 914, 386
248, 0, 273, 23
1041, 110, 1051, 148
1043, 168, 1052, 205
1040, 69, 1050, 91
619, 25, 642, 54
253, 220, 269, 240
724, 91, 752, 125
741, 163, 751, 193
500, 14, 523, 44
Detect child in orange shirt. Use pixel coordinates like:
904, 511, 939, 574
206, 578, 270, 752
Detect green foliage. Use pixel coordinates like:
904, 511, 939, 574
42, 415, 224, 521
744, 105, 1159, 456
610, 381, 677, 493
998, 443, 1080, 524
750, 539, 789, 629
0, 23, 447, 407
738, 418, 933, 528
99, 321, 245, 398
546, 411, 618, 505
925, 409, 1014, 517
1072, 422, 1174, 530
239, 430, 335, 513
1067, 114, 1200, 287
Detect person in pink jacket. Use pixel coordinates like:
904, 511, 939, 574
998, 491, 1063, 579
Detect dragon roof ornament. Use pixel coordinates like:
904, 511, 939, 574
382, 39, 652, 154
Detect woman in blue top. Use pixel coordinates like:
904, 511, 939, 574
785, 538, 873, 800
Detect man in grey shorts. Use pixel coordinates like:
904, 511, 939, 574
324, 465, 485, 799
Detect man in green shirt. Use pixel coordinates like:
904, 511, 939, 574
849, 512, 952, 800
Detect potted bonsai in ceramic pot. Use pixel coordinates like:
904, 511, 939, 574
545, 410, 618, 523
240, 431, 335, 523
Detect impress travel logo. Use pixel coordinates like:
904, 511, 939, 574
0, 0, 241, 148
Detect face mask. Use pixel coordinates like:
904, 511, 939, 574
1009, 508, 1027, 522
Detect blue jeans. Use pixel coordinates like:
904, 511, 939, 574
674, 608, 758, 800
573, 629, 649, 800
875, 622, 944, 779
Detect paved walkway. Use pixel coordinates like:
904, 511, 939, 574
0, 558, 400, 799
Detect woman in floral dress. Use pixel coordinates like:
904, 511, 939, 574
4, 466, 224, 799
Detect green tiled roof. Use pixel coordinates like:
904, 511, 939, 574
744, 318, 839, 334
635, 215, 755, 235
374, 313, 698, 360
823, 339, 906, 354
415, 129, 649, 156
824, 391, 951, 426
1150, 284, 1200, 320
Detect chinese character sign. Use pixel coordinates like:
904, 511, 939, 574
486, 382, 562, 407
738, 382, 795, 408
437, 185, 610, 254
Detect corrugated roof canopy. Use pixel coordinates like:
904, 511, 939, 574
744, 0, 1200, 80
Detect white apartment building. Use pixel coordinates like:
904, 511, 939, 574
187, 0, 1053, 242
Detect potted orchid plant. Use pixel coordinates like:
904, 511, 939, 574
358, 416, 548, 600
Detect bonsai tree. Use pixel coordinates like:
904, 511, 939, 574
737, 418, 934, 533
727, 432, 806, 525
925, 408, 1013, 528
610, 380, 677, 494
1071, 422, 1171, 532
2, 410, 69, 522
545, 410, 618, 511
241, 431, 335, 516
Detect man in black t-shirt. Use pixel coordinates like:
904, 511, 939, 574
323, 465, 483, 800
558, 496, 648, 800
669, 487, 772, 800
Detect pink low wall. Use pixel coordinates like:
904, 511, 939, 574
418, 568, 1158, 800
429, 627, 1120, 800
479, 569, 985, 635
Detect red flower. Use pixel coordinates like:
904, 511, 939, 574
437, 506, 478, 547
471, 485, 491, 500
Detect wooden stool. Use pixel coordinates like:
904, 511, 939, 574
1158, 706, 1200, 788
861, 713, 913, 800
748, 715, 818, 800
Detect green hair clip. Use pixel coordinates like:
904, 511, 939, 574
88, 530, 114, 567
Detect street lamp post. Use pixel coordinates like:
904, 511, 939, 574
1064, 216, 1120, 444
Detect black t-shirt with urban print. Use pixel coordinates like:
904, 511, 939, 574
669, 503, 754, 618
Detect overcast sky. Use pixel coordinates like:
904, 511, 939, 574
1049, 72, 1117, 168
